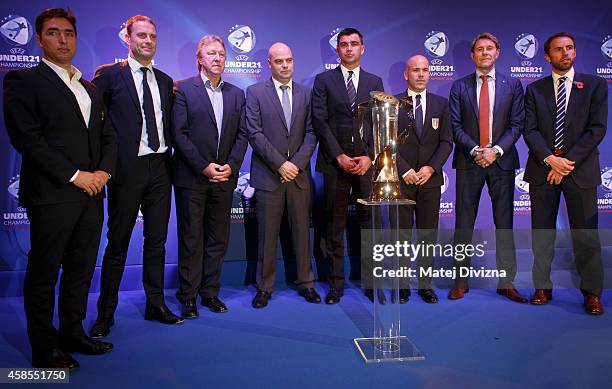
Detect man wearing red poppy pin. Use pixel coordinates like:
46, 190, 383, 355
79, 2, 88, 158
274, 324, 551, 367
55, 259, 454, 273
523, 32, 608, 315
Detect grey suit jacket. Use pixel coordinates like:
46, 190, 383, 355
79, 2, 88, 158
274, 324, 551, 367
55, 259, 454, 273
246, 78, 316, 191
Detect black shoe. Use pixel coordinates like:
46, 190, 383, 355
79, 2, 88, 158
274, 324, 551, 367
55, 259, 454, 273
59, 335, 113, 355
181, 299, 199, 319
299, 288, 321, 304
325, 288, 343, 304
418, 289, 439, 304
89, 317, 114, 339
145, 304, 184, 324
201, 296, 228, 313
252, 291, 271, 308
365, 289, 387, 304
32, 348, 80, 369
399, 289, 411, 304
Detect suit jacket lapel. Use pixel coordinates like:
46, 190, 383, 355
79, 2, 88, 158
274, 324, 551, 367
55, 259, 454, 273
265, 78, 289, 131
38, 62, 87, 128
542, 76, 556, 133
467, 73, 478, 121
193, 76, 218, 129
564, 75, 580, 133
289, 83, 301, 130
420, 92, 434, 143
332, 66, 350, 108
492, 74, 508, 136
120, 61, 142, 116
80, 79, 96, 130
153, 68, 168, 128
398, 91, 419, 143
220, 83, 231, 136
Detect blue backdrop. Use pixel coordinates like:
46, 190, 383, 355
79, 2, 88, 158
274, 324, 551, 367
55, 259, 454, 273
1, 0, 611, 294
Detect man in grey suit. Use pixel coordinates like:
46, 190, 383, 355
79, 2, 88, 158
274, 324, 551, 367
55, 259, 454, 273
246, 42, 320, 308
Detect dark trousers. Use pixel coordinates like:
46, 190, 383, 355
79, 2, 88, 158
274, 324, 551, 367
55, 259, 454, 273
453, 164, 517, 286
322, 167, 372, 290
25, 198, 103, 355
530, 178, 603, 295
397, 184, 441, 289
175, 182, 233, 301
255, 181, 314, 293
97, 154, 171, 319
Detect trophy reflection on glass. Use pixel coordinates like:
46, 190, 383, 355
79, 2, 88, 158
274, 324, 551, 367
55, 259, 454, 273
357, 91, 415, 203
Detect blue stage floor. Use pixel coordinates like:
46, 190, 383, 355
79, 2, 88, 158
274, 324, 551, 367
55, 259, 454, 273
0, 284, 610, 388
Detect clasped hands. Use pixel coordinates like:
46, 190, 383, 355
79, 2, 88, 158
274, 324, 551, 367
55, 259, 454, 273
203, 163, 232, 183
73, 170, 110, 196
336, 154, 371, 176
403, 166, 434, 186
473, 147, 497, 168
544, 155, 575, 185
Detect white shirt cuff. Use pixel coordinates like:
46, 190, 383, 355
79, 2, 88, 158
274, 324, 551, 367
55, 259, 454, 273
69, 170, 80, 183
493, 145, 504, 156
402, 169, 415, 178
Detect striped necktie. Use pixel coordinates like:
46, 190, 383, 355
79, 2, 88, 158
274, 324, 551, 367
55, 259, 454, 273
554, 76, 567, 151
346, 70, 356, 112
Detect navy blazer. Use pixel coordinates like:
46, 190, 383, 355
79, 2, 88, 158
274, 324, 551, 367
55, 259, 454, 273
171, 75, 248, 189
395, 91, 453, 188
523, 73, 607, 188
449, 71, 524, 171
93, 61, 173, 183
246, 78, 316, 191
312, 66, 384, 173
3, 62, 117, 206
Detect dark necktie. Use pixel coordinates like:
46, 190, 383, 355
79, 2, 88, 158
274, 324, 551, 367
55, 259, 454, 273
347, 70, 356, 112
140, 67, 160, 151
478, 74, 490, 147
554, 76, 567, 151
414, 94, 424, 139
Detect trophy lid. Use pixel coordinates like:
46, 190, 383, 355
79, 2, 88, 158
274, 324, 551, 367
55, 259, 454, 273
370, 91, 399, 106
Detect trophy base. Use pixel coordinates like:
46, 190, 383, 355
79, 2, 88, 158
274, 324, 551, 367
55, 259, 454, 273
354, 336, 425, 363
369, 181, 402, 201
357, 198, 416, 206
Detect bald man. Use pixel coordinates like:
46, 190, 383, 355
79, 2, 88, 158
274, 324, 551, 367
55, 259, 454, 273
395, 55, 453, 304
246, 42, 319, 308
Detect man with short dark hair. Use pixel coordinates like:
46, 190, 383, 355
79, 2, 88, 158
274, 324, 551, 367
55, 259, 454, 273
448, 32, 526, 303
89, 14, 182, 339
524, 32, 607, 315
4, 8, 116, 368
312, 27, 384, 304
172, 35, 249, 317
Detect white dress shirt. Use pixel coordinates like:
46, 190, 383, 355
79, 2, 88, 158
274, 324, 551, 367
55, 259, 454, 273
272, 77, 293, 109
407, 88, 426, 127
552, 66, 574, 114
127, 56, 167, 156
471, 68, 503, 156
200, 72, 225, 155
340, 64, 360, 92
42, 58, 92, 182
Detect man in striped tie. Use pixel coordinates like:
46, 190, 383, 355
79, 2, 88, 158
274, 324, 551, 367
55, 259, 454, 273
524, 32, 607, 315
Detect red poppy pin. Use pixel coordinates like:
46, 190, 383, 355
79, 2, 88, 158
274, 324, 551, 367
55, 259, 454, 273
573, 81, 584, 89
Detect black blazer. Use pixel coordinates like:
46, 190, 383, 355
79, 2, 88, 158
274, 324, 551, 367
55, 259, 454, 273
312, 66, 384, 173
92, 61, 173, 183
171, 75, 249, 189
449, 71, 524, 171
395, 91, 453, 188
3, 62, 117, 207
523, 73, 607, 188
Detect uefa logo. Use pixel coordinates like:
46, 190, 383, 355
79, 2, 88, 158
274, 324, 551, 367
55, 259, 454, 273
601, 167, 612, 192
8, 175, 19, 201
424, 31, 449, 58
601, 36, 612, 61
235, 172, 255, 200
0, 15, 33, 46
118, 23, 128, 48
328, 27, 341, 51
441, 170, 450, 194
514, 33, 538, 60
514, 168, 529, 194
227, 25, 256, 54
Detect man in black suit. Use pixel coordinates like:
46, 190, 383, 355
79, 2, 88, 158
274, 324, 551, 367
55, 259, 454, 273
172, 35, 248, 317
89, 15, 182, 339
312, 27, 384, 304
448, 32, 527, 303
524, 32, 607, 315
246, 42, 319, 308
395, 55, 453, 304
3, 8, 116, 368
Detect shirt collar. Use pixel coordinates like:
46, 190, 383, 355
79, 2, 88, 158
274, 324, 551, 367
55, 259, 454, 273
128, 55, 153, 74
42, 57, 82, 82
476, 67, 496, 80
552, 67, 574, 84
201, 71, 224, 91
407, 88, 426, 98
272, 77, 292, 90
340, 64, 360, 79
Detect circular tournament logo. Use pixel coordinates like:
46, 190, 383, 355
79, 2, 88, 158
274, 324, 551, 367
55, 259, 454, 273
227, 25, 256, 54
441, 170, 450, 194
514, 168, 529, 194
424, 31, 449, 58
328, 27, 341, 51
235, 172, 255, 199
0, 15, 33, 46
601, 36, 612, 61
7, 175, 20, 201
514, 33, 538, 60
601, 167, 612, 191
118, 23, 128, 48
